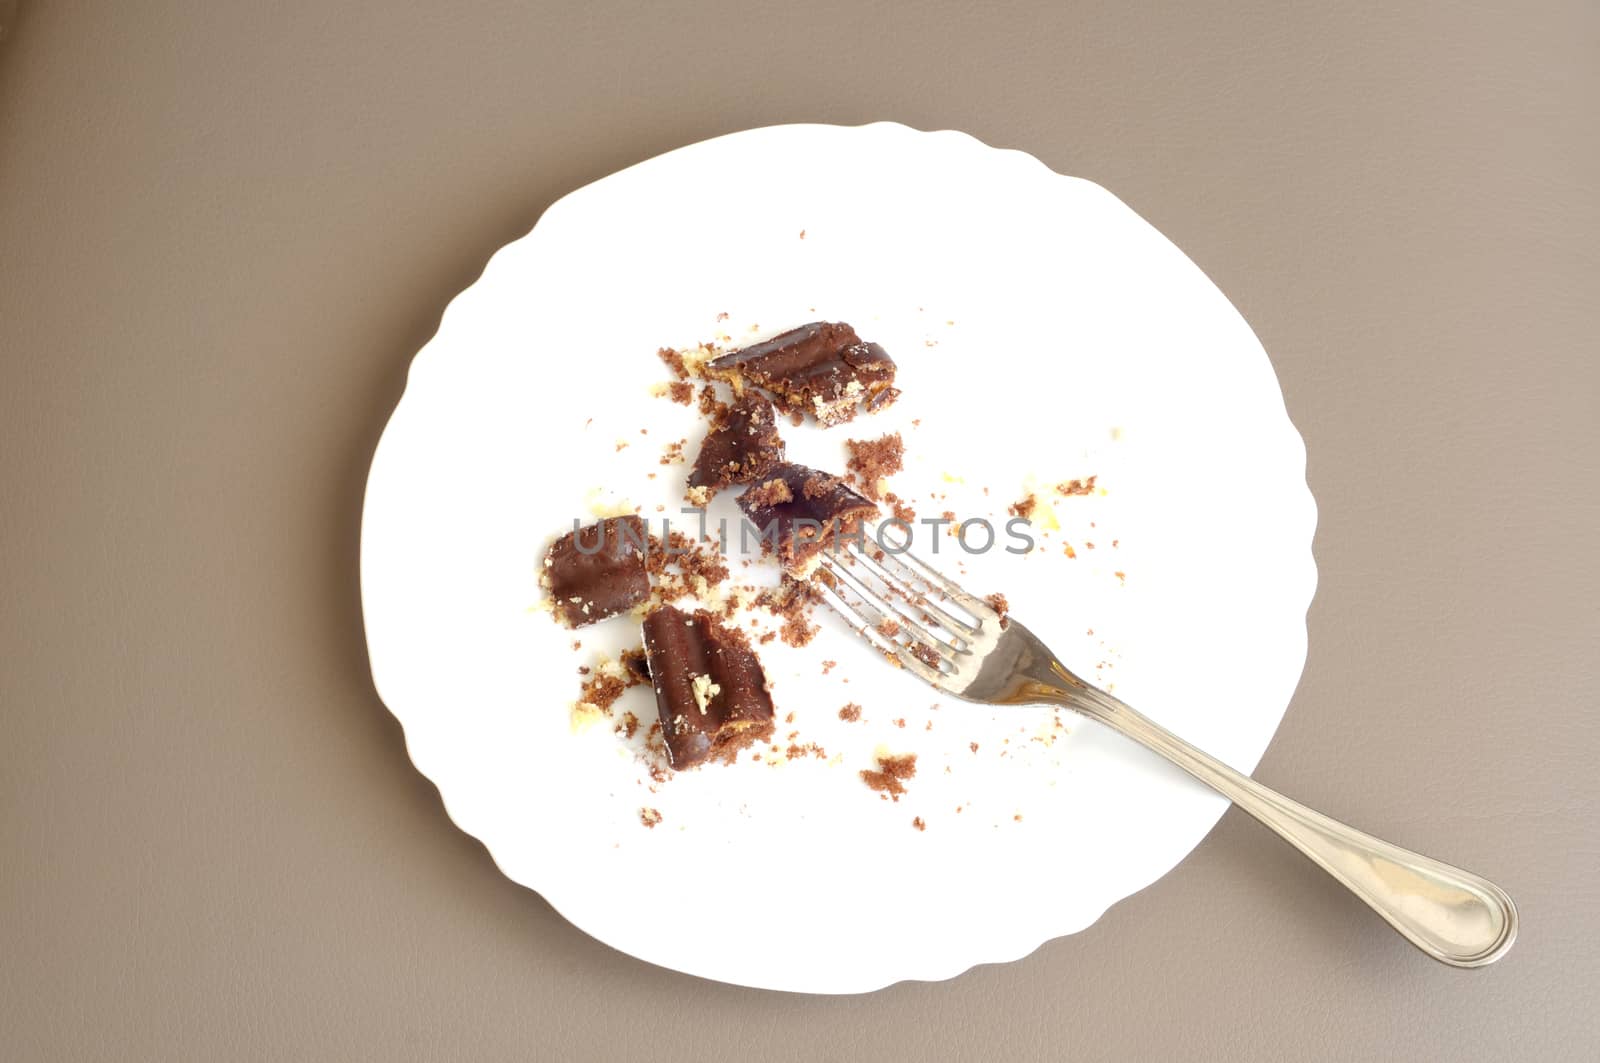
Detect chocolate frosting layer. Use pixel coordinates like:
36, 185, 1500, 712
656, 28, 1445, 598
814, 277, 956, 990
541, 515, 651, 627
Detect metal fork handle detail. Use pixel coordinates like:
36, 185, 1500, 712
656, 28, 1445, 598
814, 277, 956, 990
1064, 683, 1517, 968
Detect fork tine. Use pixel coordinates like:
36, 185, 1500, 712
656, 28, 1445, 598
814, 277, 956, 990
813, 561, 949, 685
821, 552, 964, 663
839, 542, 979, 638
868, 540, 995, 619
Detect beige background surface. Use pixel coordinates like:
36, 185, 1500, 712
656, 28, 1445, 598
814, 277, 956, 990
3, 2, 1597, 1060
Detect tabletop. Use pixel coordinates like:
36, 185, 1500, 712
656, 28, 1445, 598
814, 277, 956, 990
2, 2, 1596, 1060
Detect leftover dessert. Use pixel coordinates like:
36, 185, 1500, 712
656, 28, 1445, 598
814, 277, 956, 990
708, 321, 898, 426
641, 605, 776, 769
686, 393, 786, 505
542, 515, 651, 627
738, 462, 879, 573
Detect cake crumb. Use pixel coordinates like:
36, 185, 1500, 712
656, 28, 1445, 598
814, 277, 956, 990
838, 703, 862, 722
894, 717, 906, 728
1008, 494, 1037, 520
860, 751, 917, 801
755, 575, 823, 647
912, 817, 926, 832
666, 381, 694, 405
821, 659, 837, 675
716, 311, 730, 322
744, 476, 793, 507
843, 432, 904, 501
970, 742, 979, 753
657, 347, 688, 380
1055, 476, 1097, 497
639, 807, 663, 829
614, 712, 639, 739
984, 592, 1010, 629
799, 229, 806, 239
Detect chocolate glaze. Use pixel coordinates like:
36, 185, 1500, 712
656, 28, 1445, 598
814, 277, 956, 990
541, 515, 651, 627
709, 321, 898, 426
738, 462, 879, 571
641, 605, 775, 768
686, 392, 786, 495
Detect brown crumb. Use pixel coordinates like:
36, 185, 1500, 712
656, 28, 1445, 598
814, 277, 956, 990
970, 742, 979, 753
859, 752, 918, 801
1055, 476, 1097, 497
788, 410, 805, 427
876, 617, 901, 638
639, 807, 663, 829
911, 817, 926, 832
885, 491, 916, 523
755, 574, 823, 647
1008, 495, 1037, 520
843, 432, 904, 501
614, 712, 639, 739
571, 640, 582, 650
660, 439, 686, 465
716, 311, 730, 322
614, 440, 629, 452
838, 703, 862, 722
785, 742, 828, 760
909, 642, 941, 669
577, 672, 626, 713
821, 660, 837, 675
666, 381, 694, 405
1062, 543, 1077, 559
744, 476, 793, 507
894, 717, 906, 728
984, 592, 1010, 629
1114, 571, 1126, 583
656, 347, 688, 380
1013, 813, 1023, 822
798, 229, 806, 239
697, 384, 727, 419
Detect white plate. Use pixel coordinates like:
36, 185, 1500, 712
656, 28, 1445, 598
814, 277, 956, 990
360, 122, 1317, 993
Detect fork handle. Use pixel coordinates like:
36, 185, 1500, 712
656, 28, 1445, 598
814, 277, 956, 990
1069, 685, 1517, 967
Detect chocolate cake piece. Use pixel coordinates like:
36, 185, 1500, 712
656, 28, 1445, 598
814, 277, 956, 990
641, 605, 775, 769
738, 462, 879, 572
541, 515, 651, 627
708, 321, 898, 427
685, 393, 786, 505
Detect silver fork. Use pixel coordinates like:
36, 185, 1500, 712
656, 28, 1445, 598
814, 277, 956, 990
814, 539, 1518, 969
